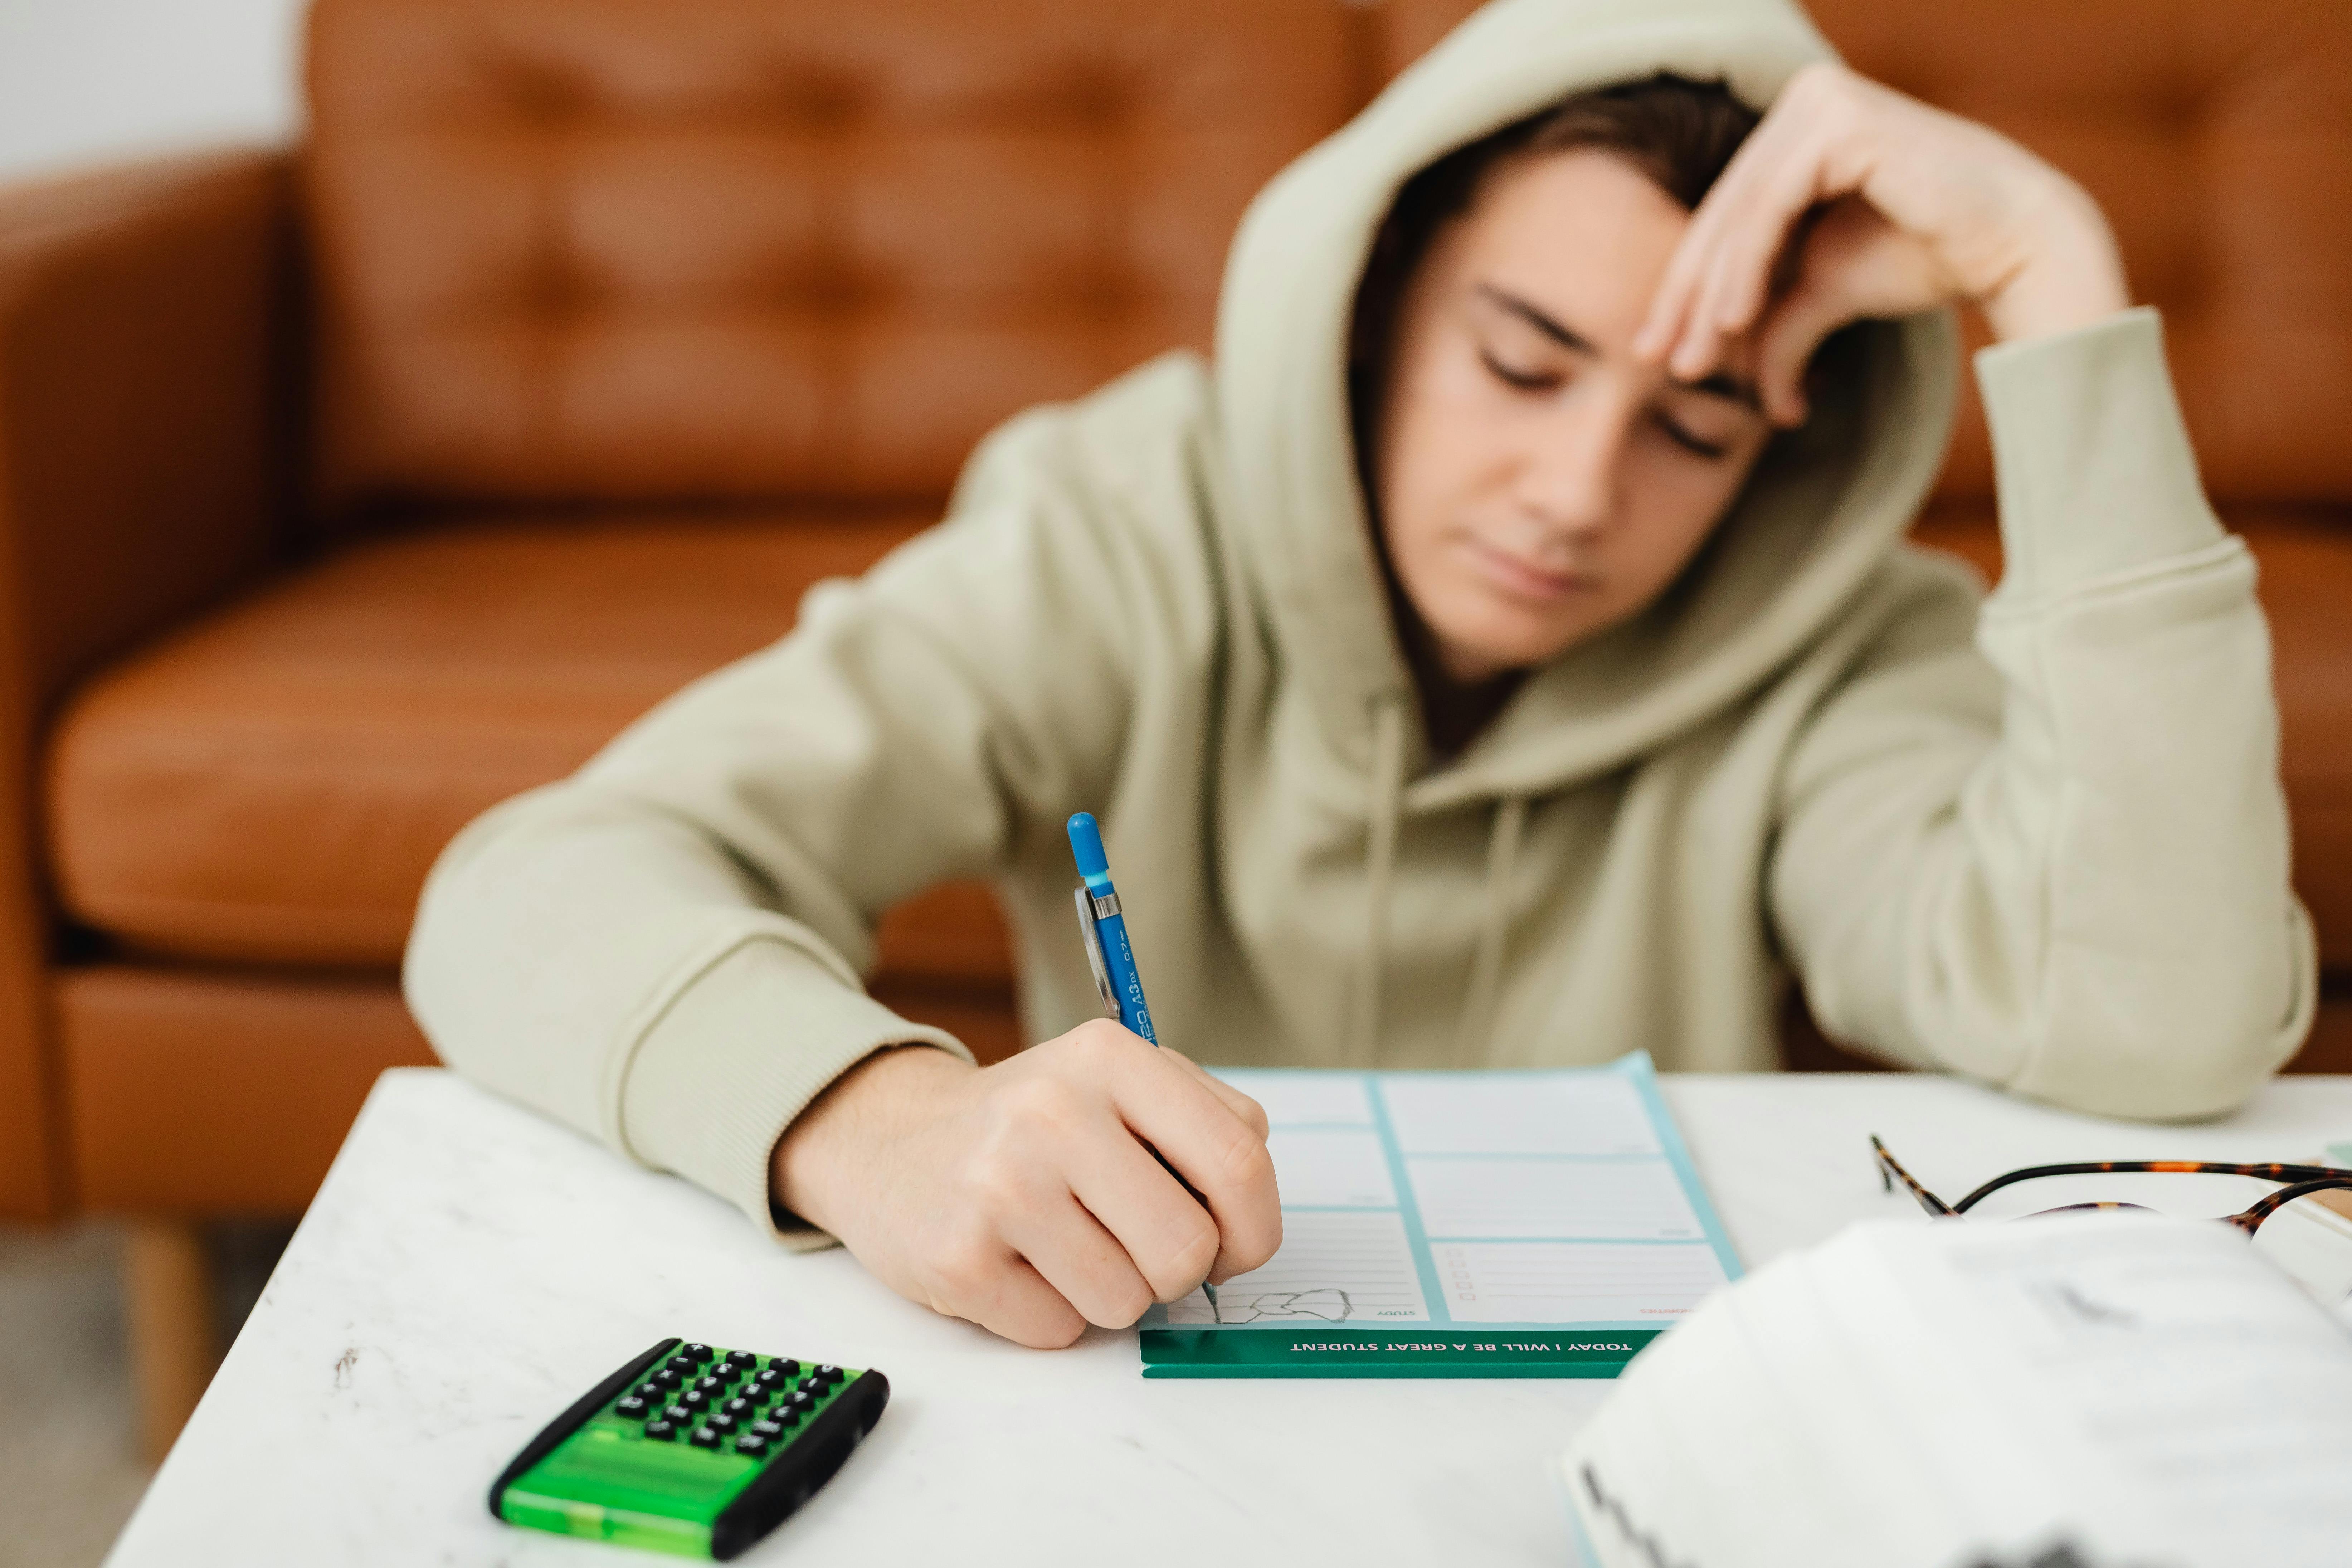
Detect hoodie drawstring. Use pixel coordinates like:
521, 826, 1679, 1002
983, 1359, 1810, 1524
1454, 793, 1526, 1062
1354, 695, 1408, 1064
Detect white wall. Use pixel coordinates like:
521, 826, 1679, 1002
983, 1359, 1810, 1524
0, 0, 308, 185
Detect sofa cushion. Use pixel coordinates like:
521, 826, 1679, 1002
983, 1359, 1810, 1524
305, 0, 1362, 510
45, 510, 953, 967
53, 501, 2352, 982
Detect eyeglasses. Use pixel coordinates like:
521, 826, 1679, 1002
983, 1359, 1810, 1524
1870, 1135, 2352, 1305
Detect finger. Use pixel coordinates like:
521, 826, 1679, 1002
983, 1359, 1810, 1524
1752, 274, 1851, 427
1059, 1119, 1223, 1302
1636, 87, 1816, 363
1157, 1048, 1272, 1139
1696, 95, 1862, 338
1104, 1047, 1284, 1277
927, 1241, 1090, 1349
1675, 139, 1839, 379
1754, 203, 1943, 424
1002, 1189, 1163, 1329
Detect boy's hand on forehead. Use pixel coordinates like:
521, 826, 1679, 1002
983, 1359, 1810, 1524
1632, 61, 2130, 427
769, 1024, 1280, 1349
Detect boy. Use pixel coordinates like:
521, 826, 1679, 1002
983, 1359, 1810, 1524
409, 0, 2310, 1347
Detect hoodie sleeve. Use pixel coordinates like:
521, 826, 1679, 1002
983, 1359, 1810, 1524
402, 375, 1192, 1240
1768, 308, 2315, 1120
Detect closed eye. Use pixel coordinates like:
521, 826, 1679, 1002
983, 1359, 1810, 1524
1654, 411, 1729, 459
1479, 349, 1560, 393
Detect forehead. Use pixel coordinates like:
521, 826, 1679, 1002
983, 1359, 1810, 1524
1441, 147, 1694, 317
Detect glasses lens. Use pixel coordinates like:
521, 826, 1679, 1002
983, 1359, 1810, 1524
2252, 1189, 2352, 1309
1974, 1170, 2279, 1222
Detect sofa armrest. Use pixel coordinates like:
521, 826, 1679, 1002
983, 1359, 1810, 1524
0, 148, 302, 1218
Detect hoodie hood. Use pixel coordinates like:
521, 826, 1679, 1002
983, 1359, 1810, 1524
1213, 0, 1960, 809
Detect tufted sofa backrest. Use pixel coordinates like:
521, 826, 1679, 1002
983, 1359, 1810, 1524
307, 0, 2352, 515
1376, 0, 2352, 507
304, 0, 1365, 511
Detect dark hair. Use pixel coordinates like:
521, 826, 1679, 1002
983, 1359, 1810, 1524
1348, 74, 1765, 488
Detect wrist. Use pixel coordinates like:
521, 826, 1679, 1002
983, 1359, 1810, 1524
769, 1044, 971, 1235
1978, 177, 2130, 345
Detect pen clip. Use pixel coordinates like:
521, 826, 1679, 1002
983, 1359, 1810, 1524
1074, 885, 1120, 1021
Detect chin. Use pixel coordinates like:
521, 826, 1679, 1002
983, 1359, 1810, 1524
1431, 608, 1589, 679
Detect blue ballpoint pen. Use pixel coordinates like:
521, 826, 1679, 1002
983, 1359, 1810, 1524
1067, 812, 1219, 1318
1067, 812, 1156, 1043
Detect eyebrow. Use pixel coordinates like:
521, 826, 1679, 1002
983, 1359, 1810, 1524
1473, 282, 1762, 413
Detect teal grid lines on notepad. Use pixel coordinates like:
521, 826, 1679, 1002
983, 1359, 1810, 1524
1368, 1070, 1450, 1323
1149, 1052, 1742, 1337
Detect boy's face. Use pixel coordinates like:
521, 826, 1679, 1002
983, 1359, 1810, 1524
1375, 149, 1774, 686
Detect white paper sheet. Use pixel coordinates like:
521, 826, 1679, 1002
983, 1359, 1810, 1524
1149, 1059, 1738, 1362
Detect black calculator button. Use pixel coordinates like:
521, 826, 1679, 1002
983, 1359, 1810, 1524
765, 1359, 800, 1380
662, 1403, 693, 1424
614, 1395, 651, 1419
693, 1374, 727, 1396
689, 1426, 721, 1448
706, 1412, 739, 1433
664, 1354, 700, 1377
723, 1396, 758, 1418
680, 1389, 711, 1412
734, 1433, 770, 1457
632, 1379, 662, 1400
750, 1418, 787, 1439
644, 1419, 678, 1441
683, 1343, 715, 1362
749, 1367, 785, 1394
724, 1349, 758, 1371
651, 1367, 682, 1389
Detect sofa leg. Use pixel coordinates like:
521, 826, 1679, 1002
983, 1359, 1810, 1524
122, 1219, 218, 1462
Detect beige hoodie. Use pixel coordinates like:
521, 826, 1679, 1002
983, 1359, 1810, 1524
405, 0, 2315, 1243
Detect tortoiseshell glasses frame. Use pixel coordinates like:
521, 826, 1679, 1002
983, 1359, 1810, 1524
1869, 1135, 2352, 1235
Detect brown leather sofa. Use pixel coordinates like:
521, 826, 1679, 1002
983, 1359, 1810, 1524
1, 0, 2346, 1455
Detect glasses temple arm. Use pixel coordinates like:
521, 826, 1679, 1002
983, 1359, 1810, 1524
1870, 1135, 1954, 1218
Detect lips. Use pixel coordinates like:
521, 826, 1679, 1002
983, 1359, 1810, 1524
1460, 531, 1598, 604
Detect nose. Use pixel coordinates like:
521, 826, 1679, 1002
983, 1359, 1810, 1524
1513, 389, 1631, 550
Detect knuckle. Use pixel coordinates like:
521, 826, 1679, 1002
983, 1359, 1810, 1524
1789, 60, 1845, 100
923, 1229, 1000, 1301
1207, 1125, 1275, 1195
1155, 1224, 1221, 1298
1231, 1214, 1285, 1274
1035, 1308, 1089, 1350
1068, 1018, 1129, 1068
1090, 1280, 1155, 1330
1236, 1095, 1272, 1141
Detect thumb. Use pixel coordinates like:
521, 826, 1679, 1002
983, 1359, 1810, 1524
1754, 268, 1858, 429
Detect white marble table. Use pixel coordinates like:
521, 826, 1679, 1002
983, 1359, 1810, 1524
105, 1068, 2352, 1567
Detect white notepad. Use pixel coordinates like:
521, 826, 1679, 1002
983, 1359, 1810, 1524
1138, 1051, 1741, 1377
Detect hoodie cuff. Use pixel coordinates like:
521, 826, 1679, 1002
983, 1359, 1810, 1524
1976, 306, 2225, 603
618, 940, 973, 1249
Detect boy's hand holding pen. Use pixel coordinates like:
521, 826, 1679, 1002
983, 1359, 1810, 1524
765, 812, 1279, 1348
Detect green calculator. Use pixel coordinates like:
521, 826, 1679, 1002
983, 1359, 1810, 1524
488, 1338, 890, 1559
